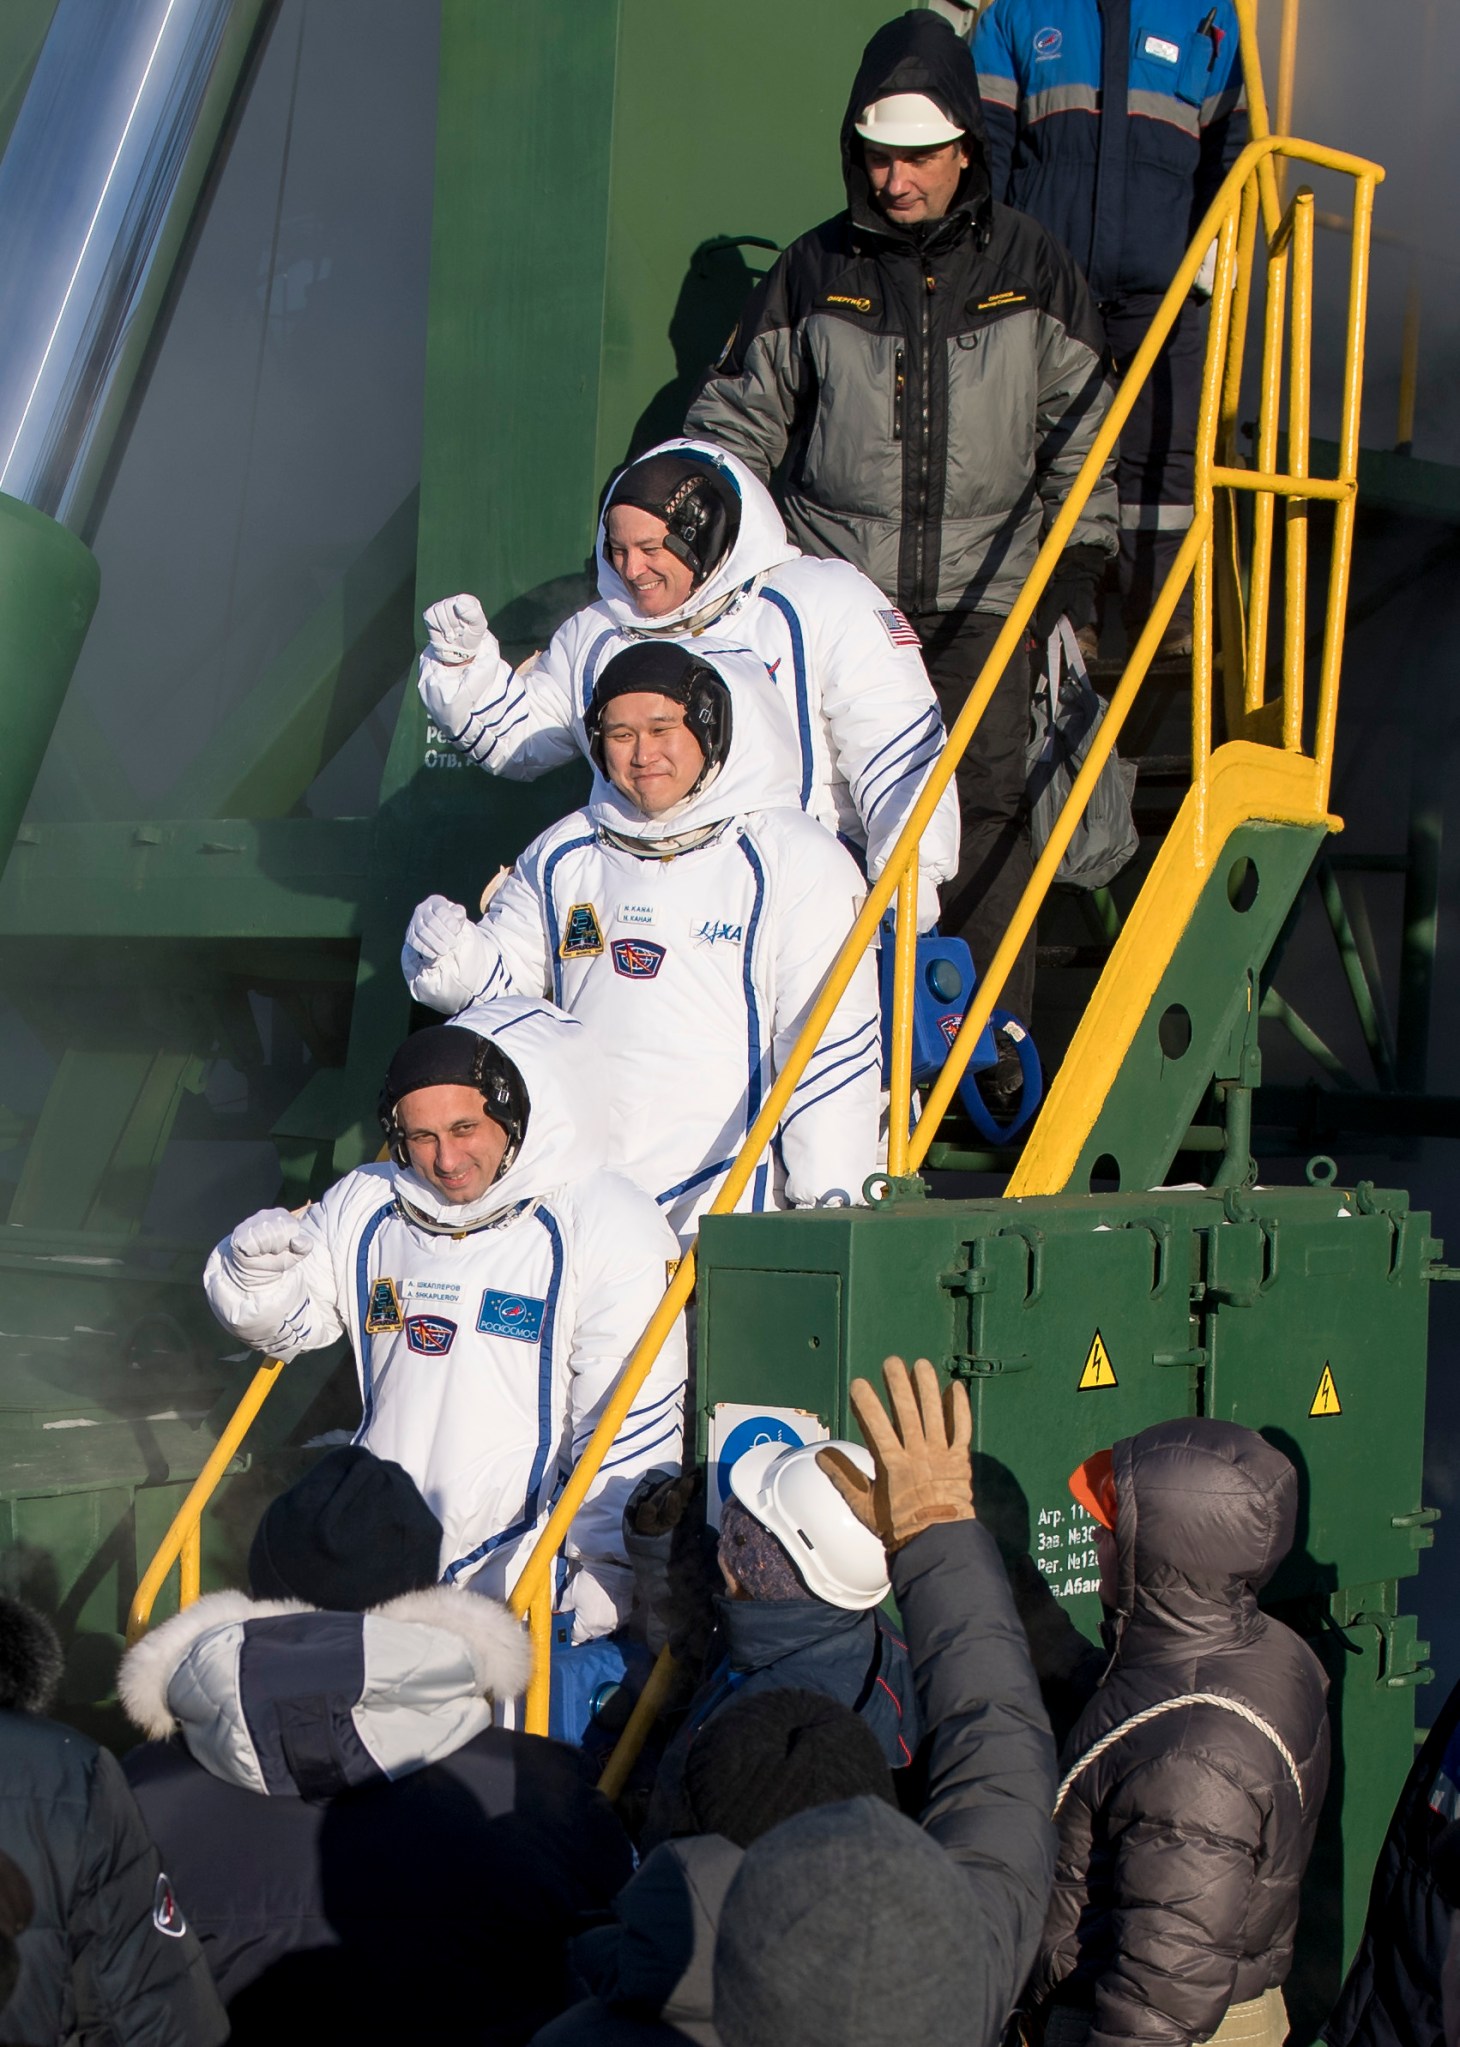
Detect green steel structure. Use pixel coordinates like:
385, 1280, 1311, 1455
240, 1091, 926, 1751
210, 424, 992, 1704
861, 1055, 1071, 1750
0, 0, 1443, 2014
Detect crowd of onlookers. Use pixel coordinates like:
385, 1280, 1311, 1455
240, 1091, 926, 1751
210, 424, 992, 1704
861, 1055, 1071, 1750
3, 1374, 1455, 2047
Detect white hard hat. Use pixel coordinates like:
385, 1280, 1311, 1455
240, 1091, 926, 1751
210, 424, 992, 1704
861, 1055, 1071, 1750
729, 1439, 891, 1611
854, 92, 965, 149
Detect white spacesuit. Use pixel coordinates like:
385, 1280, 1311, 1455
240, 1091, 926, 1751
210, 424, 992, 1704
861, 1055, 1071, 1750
417, 437, 959, 918
404, 644, 881, 1245
203, 1001, 687, 1642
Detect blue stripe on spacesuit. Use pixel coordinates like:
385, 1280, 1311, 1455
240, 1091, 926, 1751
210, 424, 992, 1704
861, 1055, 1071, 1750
541, 836, 598, 1002
761, 589, 815, 809
581, 627, 620, 714
856, 709, 943, 820
441, 1205, 565, 1584
455, 665, 530, 762
597, 1384, 683, 1472
351, 1199, 401, 1442
781, 1052, 883, 1133
655, 1153, 738, 1208
737, 836, 771, 1211
492, 1005, 565, 1038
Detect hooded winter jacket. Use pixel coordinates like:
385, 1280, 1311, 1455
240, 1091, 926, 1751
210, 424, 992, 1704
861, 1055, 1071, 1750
204, 1001, 688, 1639
685, 10, 1116, 618
418, 436, 960, 904
1031, 1421, 1331, 2047
973, 0, 1247, 301
120, 1587, 632, 2046
642, 1595, 921, 1847
0, 1597, 227, 2047
404, 652, 881, 1245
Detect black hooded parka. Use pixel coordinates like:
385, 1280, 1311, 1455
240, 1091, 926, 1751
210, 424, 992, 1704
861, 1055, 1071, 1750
1030, 1420, 1331, 2047
686, 9, 1117, 620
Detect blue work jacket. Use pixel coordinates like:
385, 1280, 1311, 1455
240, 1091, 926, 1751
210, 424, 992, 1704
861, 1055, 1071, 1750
973, 0, 1247, 299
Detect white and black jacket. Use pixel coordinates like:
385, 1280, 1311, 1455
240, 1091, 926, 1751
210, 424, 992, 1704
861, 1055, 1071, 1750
120, 1588, 632, 2044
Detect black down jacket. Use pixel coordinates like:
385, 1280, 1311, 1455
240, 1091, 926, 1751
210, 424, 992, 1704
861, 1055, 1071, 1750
1030, 1421, 1330, 2047
685, 8, 1116, 618
0, 1596, 227, 2047
1323, 1671, 1460, 2047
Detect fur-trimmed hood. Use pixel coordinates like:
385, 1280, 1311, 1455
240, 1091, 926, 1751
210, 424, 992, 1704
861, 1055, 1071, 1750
120, 1585, 531, 1799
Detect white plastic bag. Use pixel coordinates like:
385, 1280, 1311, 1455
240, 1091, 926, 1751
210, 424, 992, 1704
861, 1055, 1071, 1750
1025, 616, 1139, 890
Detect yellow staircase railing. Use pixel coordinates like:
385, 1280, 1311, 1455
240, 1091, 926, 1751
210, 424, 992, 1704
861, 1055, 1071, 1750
130, 6, 1384, 1760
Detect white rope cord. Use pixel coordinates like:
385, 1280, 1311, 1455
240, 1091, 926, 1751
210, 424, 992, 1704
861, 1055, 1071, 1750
1053, 1692, 1305, 1817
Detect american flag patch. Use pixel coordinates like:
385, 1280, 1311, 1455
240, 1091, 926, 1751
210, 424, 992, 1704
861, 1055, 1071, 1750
877, 607, 920, 648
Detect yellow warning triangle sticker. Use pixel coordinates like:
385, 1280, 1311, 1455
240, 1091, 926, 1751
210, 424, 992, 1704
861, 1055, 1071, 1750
1309, 1363, 1342, 1416
1078, 1330, 1118, 1390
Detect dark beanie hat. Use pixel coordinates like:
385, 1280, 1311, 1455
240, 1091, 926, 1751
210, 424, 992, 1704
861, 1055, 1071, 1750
718, 1498, 816, 1602
248, 1447, 443, 1610
684, 1688, 895, 1847
715, 1797, 984, 2047
605, 452, 740, 587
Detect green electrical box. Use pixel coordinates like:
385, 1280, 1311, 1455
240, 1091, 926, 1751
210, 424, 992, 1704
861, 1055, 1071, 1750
698, 1179, 1438, 2018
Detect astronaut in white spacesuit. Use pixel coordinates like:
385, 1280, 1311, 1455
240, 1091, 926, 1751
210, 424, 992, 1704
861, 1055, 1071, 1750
204, 1001, 687, 1643
417, 438, 959, 925
403, 640, 881, 1246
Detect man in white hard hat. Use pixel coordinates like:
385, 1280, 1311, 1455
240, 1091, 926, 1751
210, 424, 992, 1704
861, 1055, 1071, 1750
638, 1436, 919, 1846
687, 9, 1117, 1072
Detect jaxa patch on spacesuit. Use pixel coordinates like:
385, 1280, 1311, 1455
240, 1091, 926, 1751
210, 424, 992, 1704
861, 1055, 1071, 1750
405, 1314, 457, 1355
611, 937, 666, 979
477, 1289, 547, 1342
365, 1277, 403, 1333
560, 902, 604, 958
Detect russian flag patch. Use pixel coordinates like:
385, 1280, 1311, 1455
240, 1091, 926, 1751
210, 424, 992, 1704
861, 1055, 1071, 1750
877, 607, 921, 648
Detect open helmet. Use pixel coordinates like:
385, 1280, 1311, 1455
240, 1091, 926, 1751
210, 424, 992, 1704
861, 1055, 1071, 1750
377, 1025, 529, 1177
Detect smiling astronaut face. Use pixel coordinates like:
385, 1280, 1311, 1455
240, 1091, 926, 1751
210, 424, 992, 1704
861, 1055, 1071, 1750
395, 1083, 511, 1205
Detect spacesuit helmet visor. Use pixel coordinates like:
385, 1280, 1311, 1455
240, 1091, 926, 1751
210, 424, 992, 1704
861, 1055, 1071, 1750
585, 641, 732, 792
377, 1024, 529, 1177
605, 452, 741, 590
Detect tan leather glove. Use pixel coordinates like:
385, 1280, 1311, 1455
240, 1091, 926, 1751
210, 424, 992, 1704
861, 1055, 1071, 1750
818, 1356, 974, 1551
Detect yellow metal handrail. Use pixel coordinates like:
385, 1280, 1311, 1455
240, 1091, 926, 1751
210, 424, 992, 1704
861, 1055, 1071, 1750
132, 40, 1383, 1760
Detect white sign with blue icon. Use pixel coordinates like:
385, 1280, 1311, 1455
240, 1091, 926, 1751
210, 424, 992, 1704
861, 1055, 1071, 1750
706, 1402, 831, 1529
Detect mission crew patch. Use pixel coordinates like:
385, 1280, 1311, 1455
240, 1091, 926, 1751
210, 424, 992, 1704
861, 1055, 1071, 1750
560, 903, 604, 958
365, 1277, 403, 1333
477, 1290, 547, 1342
405, 1314, 457, 1355
611, 937, 667, 979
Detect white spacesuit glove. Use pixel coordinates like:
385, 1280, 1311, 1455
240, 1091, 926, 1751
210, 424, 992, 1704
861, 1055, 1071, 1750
423, 593, 489, 665
1192, 237, 1219, 301
405, 894, 470, 964
223, 1209, 312, 1289
916, 878, 941, 935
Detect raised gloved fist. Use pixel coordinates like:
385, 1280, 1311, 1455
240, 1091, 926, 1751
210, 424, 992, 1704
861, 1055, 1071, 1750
227, 1208, 312, 1281
423, 593, 489, 666
405, 894, 469, 964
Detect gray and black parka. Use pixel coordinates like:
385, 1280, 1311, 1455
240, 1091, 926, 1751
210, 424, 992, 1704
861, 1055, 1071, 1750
1030, 1421, 1331, 2047
685, 9, 1117, 620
